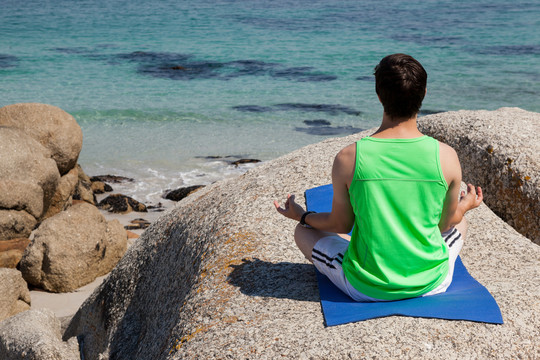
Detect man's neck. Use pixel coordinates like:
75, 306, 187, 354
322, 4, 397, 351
371, 112, 423, 139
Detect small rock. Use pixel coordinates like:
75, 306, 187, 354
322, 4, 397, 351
230, 159, 261, 167
90, 175, 134, 183
147, 202, 165, 212
98, 194, 147, 214
124, 218, 151, 230
90, 180, 113, 194
163, 185, 205, 202
126, 230, 139, 239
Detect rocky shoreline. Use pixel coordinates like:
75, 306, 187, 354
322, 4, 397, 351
1, 106, 539, 359
0, 104, 131, 316
0, 103, 263, 329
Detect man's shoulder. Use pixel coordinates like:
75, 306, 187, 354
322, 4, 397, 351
437, 140, 458, 160
335, 142, 356, 165
332, 142, 357, 180
437, 140, 461, 184
339, 142, 357, 156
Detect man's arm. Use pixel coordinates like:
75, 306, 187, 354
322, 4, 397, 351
274, 143, 356, 233
438, 142, 483, 232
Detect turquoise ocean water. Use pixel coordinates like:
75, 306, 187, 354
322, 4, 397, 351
1, 0, 539, 204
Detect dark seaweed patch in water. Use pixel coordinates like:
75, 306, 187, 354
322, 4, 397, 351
295, 125, 363, 136
274, 103, 361, 116
116, 51, 193, 63
473, 45, 540, 56
52, 47, 93, 54
223, 60, 277, 78
270, 67, 337, 82
139, 61, 225, 80
232, 103, 361, 116
419, 109, 444, 116
303, 119, 331, 126
113, 51, 336, 82
355, 75, 374, 82
0, 54, 19, 69
232, 105, 274, 113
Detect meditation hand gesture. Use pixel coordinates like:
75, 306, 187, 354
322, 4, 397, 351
274, 194, 305, 222
459, 184, 483, 213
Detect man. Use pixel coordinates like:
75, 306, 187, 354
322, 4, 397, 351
274, 54, 483, 301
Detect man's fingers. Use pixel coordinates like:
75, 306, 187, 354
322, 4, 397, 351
274, 200, 288, 213
476, 186, 484, 204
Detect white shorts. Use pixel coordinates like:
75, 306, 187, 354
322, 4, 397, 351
311, 227, 463, 302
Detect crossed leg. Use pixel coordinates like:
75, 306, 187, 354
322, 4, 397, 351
294, 224, 350, 263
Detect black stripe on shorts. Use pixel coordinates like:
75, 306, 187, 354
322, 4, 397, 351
312, 248, 337, 269
443, 228, 461, 248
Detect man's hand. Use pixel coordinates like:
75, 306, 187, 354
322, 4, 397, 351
274, 194, 306, 222
458, 183, 483, 213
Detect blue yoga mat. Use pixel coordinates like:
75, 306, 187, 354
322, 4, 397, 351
305, 184, 503, 326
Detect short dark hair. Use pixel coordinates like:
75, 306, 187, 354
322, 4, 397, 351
374, 54, 427, 119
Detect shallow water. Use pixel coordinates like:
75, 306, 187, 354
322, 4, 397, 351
1, 0, 539, 204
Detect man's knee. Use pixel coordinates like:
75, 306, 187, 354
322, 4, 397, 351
294, 224, 317, 262
294, 223, 305, 246
455, 216, 468, 240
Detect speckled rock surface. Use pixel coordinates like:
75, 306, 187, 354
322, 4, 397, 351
0, 268, 30, 322
65, 109, 539, 359
0, 309, 80, 360
20, 202, 127, 293
0, 127, 60, 238
42, 167, 79, 220
0, 103, 83, 175
418, 107, 539, 244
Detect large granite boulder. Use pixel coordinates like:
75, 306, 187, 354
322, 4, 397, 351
418, 107, 540, 244
0, 103, 83, 175
64, 109, 539, 359
20, 202, 127, 293
0, 268, 30, 322
0, 127, 60, 239
0, 309, 80, 360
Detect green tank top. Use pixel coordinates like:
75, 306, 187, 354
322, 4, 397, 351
342, 135, 449, 300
